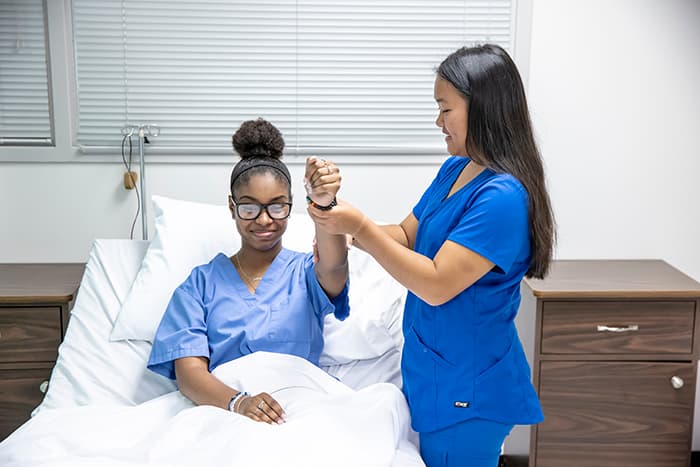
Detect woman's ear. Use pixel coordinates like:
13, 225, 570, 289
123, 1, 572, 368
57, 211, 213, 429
228, 195, 236, 218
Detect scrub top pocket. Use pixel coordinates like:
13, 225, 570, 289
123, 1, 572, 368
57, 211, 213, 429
406, 326, 455, 368
247, 298, 313, 356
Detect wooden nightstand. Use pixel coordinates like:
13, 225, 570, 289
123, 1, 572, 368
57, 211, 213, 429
0, 263, 84, 440
520, 260, 700, 467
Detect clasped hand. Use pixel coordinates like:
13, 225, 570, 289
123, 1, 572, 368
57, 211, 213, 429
304, 157, 340, 207
304, 158, 368, 238
235, 392, 286, 425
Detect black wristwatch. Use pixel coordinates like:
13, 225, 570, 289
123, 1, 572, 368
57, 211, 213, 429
306, 196, 337, 211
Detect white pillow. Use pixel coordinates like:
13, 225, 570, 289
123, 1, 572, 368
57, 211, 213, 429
110, 195, 319, 342
320, 247, 406, 365
110, 196, 238, 342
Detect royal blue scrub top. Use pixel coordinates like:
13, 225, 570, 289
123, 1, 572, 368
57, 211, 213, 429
402, 156, 543, 433
147, 248, 349, 380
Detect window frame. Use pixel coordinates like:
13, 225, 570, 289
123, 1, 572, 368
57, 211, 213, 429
0, 0, 533, 164
0, 0, 55, 147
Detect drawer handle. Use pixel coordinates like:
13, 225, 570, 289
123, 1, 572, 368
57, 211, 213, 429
671, 376, 684, 390
596, 324, 639, 333
39, 380, 49, 394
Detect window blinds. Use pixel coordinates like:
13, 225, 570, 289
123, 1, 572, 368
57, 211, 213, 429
0, 0, 52, 145
72, 0, 514, 153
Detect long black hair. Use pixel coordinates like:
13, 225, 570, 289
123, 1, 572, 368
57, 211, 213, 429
437, 44, 555, 278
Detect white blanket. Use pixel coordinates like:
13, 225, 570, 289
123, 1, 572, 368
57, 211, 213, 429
0, 352, 413, 467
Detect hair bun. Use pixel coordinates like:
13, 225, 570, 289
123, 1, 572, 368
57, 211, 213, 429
232, 118, 285, 159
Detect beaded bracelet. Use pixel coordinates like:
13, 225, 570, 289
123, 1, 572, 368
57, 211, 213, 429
306, 195, 337, 211
228, 391, 250, 413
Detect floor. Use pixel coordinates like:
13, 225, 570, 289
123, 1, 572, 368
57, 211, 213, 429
499, 453, 699, 467
499, 456, 527, 467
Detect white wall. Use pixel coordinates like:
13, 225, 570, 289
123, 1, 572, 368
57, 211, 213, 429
529, 0, 700, 283
0, 162, 435, 261
2, 0, 699, 453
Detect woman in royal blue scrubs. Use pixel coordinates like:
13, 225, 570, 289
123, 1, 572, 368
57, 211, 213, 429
148, 118, 350, 425
309, 44, 556, 467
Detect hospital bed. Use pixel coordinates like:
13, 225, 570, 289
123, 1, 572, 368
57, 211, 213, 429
0, 196, 425, 467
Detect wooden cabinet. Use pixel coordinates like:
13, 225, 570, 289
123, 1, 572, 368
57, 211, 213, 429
0, 263, 84, 441
521, 260, 700, 467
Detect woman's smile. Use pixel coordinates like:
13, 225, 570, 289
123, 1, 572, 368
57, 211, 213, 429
252, 229, 276, 239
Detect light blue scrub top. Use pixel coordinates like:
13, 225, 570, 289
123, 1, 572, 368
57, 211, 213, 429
147, 248, 350, 380
402, 156, 543, 433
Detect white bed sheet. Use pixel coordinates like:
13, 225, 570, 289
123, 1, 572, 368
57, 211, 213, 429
3, 352, 417, 467
16, 239, 422, 467
37, 239, 176, 410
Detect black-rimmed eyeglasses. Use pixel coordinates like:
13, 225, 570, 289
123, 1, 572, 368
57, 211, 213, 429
232, 200, 292, 220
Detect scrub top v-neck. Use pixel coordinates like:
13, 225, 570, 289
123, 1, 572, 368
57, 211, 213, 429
230, 247, 286, 298
147, 248, 350, 380
442, 158, 492, 202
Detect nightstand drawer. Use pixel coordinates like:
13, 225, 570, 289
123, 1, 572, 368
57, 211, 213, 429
0, 366, 53, 440
0, 307, 62, 363
541, 301, 695, 355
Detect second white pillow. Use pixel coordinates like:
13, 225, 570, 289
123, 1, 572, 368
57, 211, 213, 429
110, 196, 238, 342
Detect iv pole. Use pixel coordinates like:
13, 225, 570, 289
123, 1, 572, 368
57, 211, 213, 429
121, 123, 160, 240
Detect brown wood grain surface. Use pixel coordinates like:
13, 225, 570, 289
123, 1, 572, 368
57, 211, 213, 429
0, 307, 62, 362
541, 301, 695, 355
0, 263, 84, 304
535, 361, 694, 467
534, 441, 690, 467
0, 367, 53, 440
525, 260, 700, 299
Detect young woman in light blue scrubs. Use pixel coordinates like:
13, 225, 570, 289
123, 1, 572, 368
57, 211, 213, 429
147, 118, 350, 425
309, 45, 556, 467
